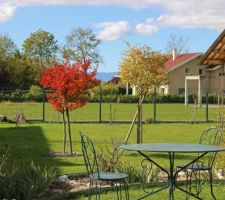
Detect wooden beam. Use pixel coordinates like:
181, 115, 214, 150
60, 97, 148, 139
213, 50, 225, 56
203, 59, 225, 65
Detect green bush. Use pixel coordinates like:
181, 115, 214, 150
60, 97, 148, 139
119, 95, 139, 103
0, 161, 55, 200
91, 84, 119, 96
26, 85, 43, 102
117, 162, 159, 184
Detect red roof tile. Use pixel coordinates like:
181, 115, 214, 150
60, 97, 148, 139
164, 53, 201, 72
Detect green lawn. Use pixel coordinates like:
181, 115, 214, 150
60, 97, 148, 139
1, 122, 225, 199
76, 184, 225, 200
0, 102, 220, 122
0, 122, 224, 174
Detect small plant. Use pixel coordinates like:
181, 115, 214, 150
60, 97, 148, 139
95, 138, 124, 172
14, 110, 26, 127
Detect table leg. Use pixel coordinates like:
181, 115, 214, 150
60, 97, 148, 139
169, 152, 175, 200
137, 151, 169, 199
174, 152, 209, 200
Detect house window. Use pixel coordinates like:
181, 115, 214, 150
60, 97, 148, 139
185, 68, 189, 74
219, 73, 225, 76
199, 69, 203, 75
178, 88, 185, 95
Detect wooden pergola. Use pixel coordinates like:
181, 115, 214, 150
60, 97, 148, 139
185, 29, 225, 106
200, 29, 225, 66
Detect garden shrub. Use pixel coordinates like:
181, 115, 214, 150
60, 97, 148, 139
91, 84, 119, 96
119, 95, 139, 103
117, 162, 159, 184
0, 161, 55, 200
95, 139, 124, 172
26, 85, 43, 102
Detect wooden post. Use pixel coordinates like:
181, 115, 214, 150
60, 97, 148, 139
124, 96, 144, 144
206, 92, 208, 122
99, 85, 102, 123
137, 95, 143, 144
185, 77, 188, 106
198, 78, 202, 107
153, 86, 157, 122
42, 88, 45, 121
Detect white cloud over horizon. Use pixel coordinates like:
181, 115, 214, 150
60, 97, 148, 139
1, 0, 225, 40
97, 21, 131, 41
135, 18, 158, 36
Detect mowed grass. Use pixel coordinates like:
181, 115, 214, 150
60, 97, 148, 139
0, 122, 224, 175
77, 184, 225, 200
0, 101, 220, 121
1, 122, 225, 199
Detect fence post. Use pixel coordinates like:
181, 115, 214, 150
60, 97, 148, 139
206, 92, 208, 122
153, 85, 157, 122
42, 89, 45, 122
99, 85, 102, 123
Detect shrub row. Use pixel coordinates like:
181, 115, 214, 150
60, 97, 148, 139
89, 94, 219, 104
0, 90, 219, 104
0, 90, 43, 102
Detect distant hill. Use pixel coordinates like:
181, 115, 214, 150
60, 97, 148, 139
96, 72, 118, 82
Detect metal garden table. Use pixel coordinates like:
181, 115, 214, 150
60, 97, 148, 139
119, 143, 225, 200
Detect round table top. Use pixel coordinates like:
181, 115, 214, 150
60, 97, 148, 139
119, 143, 225, 153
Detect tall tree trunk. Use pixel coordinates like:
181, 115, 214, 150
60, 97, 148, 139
137, 95, 143, 143
62, 111, 67, 155
66, 108, 73, 156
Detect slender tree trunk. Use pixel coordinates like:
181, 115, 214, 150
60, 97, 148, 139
66, 108, 73, 156
137, 95, 143, 143
62, 111, 67, 155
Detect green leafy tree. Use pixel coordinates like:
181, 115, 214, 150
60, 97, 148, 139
22, 29, 58, 76
0, 34, 18, 59
120, 44, 167, 143
0, 35, 19, 89
63, 27, 102, 65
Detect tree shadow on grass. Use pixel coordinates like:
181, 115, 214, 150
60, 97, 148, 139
0, 126, 84, 174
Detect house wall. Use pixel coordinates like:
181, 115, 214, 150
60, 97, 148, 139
167, 56, 204, 94
207, 66, 225, 93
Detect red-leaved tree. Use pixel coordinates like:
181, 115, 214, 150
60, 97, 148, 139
40, 61, 99, 156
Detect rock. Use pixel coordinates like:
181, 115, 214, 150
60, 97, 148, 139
57, 175, 69, 181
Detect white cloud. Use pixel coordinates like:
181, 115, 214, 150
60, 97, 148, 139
0, 2, 17, 23
97, 21, 131, 41
136, 18, 159, 35
0, 0, 225, 34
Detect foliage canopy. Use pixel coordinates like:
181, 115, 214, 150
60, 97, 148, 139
120, 44, 168, 96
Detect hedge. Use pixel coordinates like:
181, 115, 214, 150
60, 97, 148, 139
0, 91, 220, 104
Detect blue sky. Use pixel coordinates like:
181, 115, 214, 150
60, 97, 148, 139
0, 1, 224, 72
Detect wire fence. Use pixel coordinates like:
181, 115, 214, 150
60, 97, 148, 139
0, 88, 222, 123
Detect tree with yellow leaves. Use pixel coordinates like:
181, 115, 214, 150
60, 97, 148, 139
120, 44, 167, 143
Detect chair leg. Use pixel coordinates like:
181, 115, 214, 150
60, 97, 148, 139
94, 181, 99, 200
119, 181, 122, 200
115, 180, 120, 200
185, 169, 190, 200
124, 179, 130, 200
89, 179, 93, 200
209, 170, 216, 200
98, 182, 102, 200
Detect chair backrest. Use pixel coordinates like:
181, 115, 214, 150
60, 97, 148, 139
199, 126, 223, 167
80, 132, 100, 177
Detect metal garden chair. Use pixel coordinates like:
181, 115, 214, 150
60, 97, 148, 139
80, 132, 129, 200
176, 126, 223, 200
